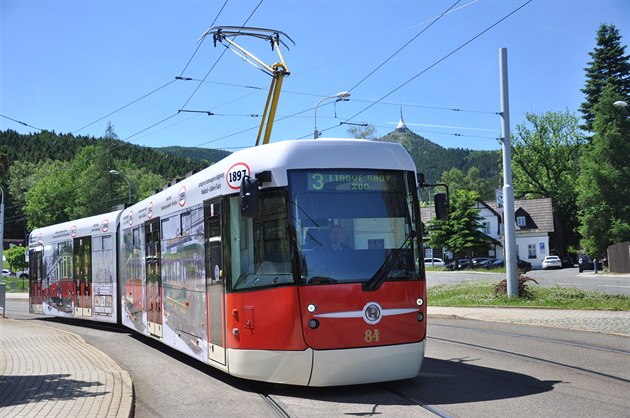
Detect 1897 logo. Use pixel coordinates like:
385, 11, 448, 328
226, 162, 250, 190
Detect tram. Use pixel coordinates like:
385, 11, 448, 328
29, 137, 440, 386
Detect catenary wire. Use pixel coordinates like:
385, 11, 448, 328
178, 0, 229, 77
0, 114, 43, 131
315, 0, 534, 138
348, 0, 462, 93
178, 0, 264, 111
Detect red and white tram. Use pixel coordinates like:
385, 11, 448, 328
29, 138, 436, 386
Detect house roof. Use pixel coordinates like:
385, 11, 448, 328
420, 197, 554, 234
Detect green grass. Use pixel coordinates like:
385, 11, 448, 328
428, 280, 630, 311
0, 276, 29, 293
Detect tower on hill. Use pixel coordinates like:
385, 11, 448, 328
396, 106, 409, 132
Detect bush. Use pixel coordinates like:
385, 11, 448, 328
493, 274, 539, 299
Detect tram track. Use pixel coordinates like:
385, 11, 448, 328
432, 323, 630, 355
381, 385, 455, 418
428, 330, 630, 385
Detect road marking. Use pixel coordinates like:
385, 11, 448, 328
557, 282, 584, 286
597, 284, 630, 289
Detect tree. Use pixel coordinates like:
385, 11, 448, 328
580, 24, 630, 132
577, 83, 630, 257
23, 161, 72, 229
346, 123, 377, 140
510, 111, 585, 254
427, 190, 492, 266
440, 167, 495, 201
5, 245, 28, 274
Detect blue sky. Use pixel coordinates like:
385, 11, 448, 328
1, 0, 628, 152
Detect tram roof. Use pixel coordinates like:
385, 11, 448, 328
118, 138, 416, 228
29, 210, 122, 246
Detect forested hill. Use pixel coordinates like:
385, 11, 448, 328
378, 129, 500, 184
0, 129, 207, 180
159, 146, 231, 166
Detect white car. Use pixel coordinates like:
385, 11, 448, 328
542, 256, 562, 270
424, 258, 445, 267
2, 269, 14, 278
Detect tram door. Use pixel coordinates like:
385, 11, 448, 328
205, 200, 226, 365
73, 236, 92, 317
29, 250, 43, 314
145, 220, 163, 338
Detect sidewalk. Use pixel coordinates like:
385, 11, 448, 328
0, 314, 134, 417
428, 306, 630, 336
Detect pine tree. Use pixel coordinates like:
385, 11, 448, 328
580, 24, 630, 132
577, 83, 630, 257
427, 190, 492, 266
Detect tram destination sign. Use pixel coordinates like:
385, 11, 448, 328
306, 170, 396, 192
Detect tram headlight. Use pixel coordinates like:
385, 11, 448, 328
417, 312, 424, 322
308, 319, 319, 329
307, 304, 317, 313
416, 298, 424, 306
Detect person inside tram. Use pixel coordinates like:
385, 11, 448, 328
328, 225, 350, 251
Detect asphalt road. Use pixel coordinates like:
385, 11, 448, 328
4, 298, 630, 417
427, 267, 630, 295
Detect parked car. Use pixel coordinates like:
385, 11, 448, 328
2, 269, 14, 278
485, 258, 532, 273
578, 254, 602, 273
560, 256, 574, 268
445, 259, 471, 270
542, 255, 562, 270
16, 269, 29, 278
424, 258, 445, 267
471, 257, 494, 268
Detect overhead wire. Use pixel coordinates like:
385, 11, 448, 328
178, 0, 264, 111
179, 0, 229, 77
347, 0, 462, 93
62, 0, 264, 165
0, 114, 43, 131
71, 80, 177, 134
316, 0, 534, 138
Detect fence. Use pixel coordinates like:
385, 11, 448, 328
607, 241, 630, 274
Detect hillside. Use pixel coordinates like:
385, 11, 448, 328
378, 129, 500, 184
0, 129, 206, 180
159, 146, 231, 166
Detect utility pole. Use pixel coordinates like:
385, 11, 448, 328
499, 48, 518, 297
0, 187, 4, 272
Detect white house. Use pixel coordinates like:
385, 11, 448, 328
422, 197, 555, 269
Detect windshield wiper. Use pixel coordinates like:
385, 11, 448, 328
363, 231, 416, 292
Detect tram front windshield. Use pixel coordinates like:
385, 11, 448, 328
288, 169, 420, 285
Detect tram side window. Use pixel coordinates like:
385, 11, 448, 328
230, 191, 294, 291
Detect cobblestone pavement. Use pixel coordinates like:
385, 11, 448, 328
0, 318, 133, 417
428, 306, 630, 336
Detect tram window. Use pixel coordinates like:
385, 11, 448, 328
230, 191, 294, 291
161, 216, 179, 240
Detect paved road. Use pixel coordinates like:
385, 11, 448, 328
427, 268, 630, 295
4, 297, 629, 417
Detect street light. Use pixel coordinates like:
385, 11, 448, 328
313, 91, 351, 139
109, 170, 132, 205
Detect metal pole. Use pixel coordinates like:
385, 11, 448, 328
499, 48, 518, 297
0, 187, 4, 275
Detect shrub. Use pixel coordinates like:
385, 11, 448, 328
493, 274, 539, 299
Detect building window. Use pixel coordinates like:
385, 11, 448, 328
481, 222, 490, 235
517, 216, 526, 227
528, 244, 536, 259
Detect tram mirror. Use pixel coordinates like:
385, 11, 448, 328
240, 176, 260, 218
434, 193, 449, 221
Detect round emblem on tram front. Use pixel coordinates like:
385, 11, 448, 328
363, 302, 383, 325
